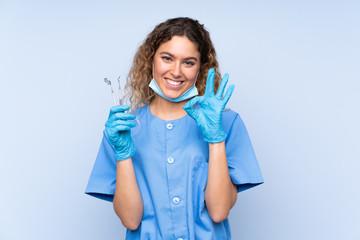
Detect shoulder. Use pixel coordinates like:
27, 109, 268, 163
133, 103, 149, 120
222, 108, 240, 126
222, 108, 238, 121
222, 109, 247, 134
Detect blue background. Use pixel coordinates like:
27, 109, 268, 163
1, 0, 359, 239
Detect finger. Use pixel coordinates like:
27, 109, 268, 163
185, 107, 199, 119
183, 97, 203, 119
114, 119, 137, 128
108, 112, 136, 122
105, 123, 131, 133
204, 68, 215, 97
216, 73, 229, 98
115, 124, 132, 132
183, 96, 202, 110
117, 113, 136, 120
110, 105, 130, 115
222, 84, 235, 106
106, 119, 136, 129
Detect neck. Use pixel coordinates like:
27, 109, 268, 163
149, 95, 188, 121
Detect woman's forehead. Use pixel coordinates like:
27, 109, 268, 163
156, 36, 200, 59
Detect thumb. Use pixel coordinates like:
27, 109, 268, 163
183, 97, 202, 119
183, 96, 201, 110
184, 106, 199, 119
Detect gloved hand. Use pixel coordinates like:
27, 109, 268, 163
105, 105, 137, 161
183, 68, 235, 143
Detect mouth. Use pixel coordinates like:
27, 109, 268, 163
165, 78, 184, 87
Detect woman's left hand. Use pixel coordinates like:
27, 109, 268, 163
183, 68, 235, 143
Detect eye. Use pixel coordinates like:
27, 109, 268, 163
184, 61, 195, 66
162, 56, 171, 61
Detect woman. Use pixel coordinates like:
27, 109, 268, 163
85, 17, 263, 239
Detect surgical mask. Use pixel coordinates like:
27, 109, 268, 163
150, 64, 199, 102
149, 79, 198, 102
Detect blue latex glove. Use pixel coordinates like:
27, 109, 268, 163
105, 105, 137, 161
183, 68, 235, 143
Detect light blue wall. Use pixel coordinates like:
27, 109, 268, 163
1, 0, 359, 239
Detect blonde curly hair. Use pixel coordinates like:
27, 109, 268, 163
125, 17, 221, 110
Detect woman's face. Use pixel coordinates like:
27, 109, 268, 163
152, 36, 201, 100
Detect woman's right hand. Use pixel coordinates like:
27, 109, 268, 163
105, 105, 137, 161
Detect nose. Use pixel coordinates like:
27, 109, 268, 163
171, 62, 182, 79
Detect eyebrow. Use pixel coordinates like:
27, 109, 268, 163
159, 51, 198, 61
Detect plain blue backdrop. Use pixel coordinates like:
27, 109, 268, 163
1, 0, 359, 239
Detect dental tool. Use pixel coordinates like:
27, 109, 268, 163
104, 78, 117, 106
104, 75, 141, 135
117, 75, 123, 105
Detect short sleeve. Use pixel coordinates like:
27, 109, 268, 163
85, 130, 116, 202
224, 112, 264, 193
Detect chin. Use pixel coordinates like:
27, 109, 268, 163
163, 90, 184, 99
165, 94, 181, 100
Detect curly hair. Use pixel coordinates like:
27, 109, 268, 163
125, 17, 221, 110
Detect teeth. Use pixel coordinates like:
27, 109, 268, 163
166, 79, 181, 86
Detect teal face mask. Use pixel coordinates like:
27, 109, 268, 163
149, 78, 199, 102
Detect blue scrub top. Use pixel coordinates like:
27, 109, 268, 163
85, 104, 264, 239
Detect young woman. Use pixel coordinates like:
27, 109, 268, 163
85, 17, 264, 239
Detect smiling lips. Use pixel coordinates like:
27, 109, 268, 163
165, 78, 184, 87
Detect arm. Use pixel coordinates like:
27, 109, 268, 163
105, 105, 143, 230
183, 68, 236, 223
205, 141, 237, 223
113, 158, 143, 230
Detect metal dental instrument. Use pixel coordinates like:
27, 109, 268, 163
104, 75, 141, 135
117, 75, 123, 105
104, 78, 117, 106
